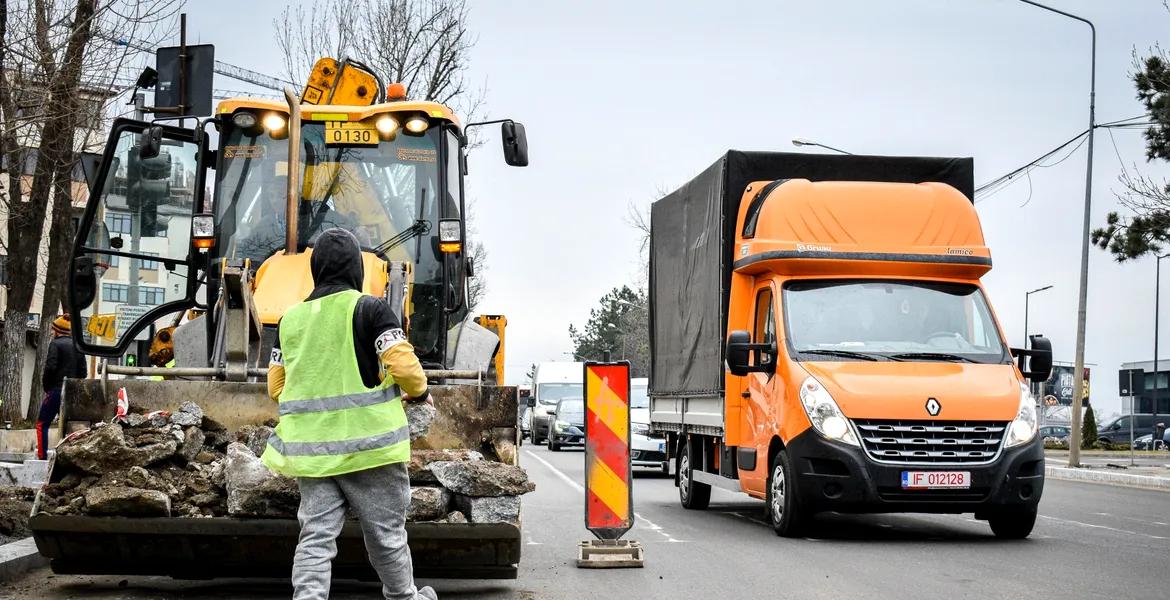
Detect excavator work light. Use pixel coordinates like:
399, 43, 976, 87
376, 116, 399, 134
263, 113, 286, 132
405, 115, 429, 133
232, 112, 257, 129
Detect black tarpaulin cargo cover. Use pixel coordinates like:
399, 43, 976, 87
648, 150, 975, 398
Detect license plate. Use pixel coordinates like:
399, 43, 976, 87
658, 443, 664, 453
901, 471, 970, 489
325, 121, 378, 146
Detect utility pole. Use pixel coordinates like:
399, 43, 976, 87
1018, 0, 1095, 468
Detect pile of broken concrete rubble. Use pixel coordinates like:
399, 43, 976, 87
36, 400, 534, 524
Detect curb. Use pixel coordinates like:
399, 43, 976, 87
0, 538, 48, 583
1046, 466, 1170, 491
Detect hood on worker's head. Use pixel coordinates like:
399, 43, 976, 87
310, 228, 364, 291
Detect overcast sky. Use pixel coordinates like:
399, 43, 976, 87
169, 0, 1170, 418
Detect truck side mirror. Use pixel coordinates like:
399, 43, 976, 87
501, 121, 528, 167
1011, 335, 1053, 383
527, 397, 536, 408
726, 330, 776, 377
139, 126, 163, 159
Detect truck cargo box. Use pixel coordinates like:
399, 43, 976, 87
648, 151, 975, 424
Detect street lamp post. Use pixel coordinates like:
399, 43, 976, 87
1024, 285, 1053, 401
1154, 255, 1167, 436
1017, 0, 1095, 467
791, 137, 853, 155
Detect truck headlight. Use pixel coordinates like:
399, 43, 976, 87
554, 420, 569, 432
799, 376, 859, 446
1004, 382, 1038, 448
631, 423, 649, 436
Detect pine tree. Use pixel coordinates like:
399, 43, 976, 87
1081, 405, 1098, 449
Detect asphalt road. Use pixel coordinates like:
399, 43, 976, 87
4, 443, 1169, 600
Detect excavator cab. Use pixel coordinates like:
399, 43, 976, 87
40, 56, 532, 580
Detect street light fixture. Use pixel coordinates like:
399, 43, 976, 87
1024, 285, 1053, 402
1017, 0, 1096, 467
791, 137, 853, 155
1024, 285, 1053, 349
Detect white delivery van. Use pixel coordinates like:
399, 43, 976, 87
529, 362, 583, 444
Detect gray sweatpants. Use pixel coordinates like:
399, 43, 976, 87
293, 462, 437, 600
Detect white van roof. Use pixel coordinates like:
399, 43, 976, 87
632, 377, 648, 386
533, 361, 583, 384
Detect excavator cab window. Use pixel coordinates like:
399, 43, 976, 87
67, 119, 207, 357
213, 113, 461, 364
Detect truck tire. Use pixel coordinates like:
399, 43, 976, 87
678, 440, 711, 510
767, 449, 808, 537
988, 509, 1037, 539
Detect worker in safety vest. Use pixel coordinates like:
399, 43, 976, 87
261, 228, 436, 600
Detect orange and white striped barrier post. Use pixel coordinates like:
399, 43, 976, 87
577, 360, 644, 568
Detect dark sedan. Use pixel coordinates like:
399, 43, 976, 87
548, 398, 585, 452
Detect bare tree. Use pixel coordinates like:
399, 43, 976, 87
273, 0, 486, 132
0, 0, 181, 424
274, 0, 492, 315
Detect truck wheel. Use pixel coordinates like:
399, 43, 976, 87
988, 509, 1037, 539
678, 441, 711, 510
766, 450, 808, 537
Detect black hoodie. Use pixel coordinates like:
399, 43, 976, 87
272, 228, 405, 389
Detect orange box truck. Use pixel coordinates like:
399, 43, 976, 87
648, 151, 1054, 539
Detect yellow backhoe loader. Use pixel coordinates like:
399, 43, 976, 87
29, 56, 530, 580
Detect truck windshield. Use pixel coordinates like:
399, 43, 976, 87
782, 280, 1009, 363
538, 383, 583, 405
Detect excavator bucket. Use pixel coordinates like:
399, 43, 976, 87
29, 379, 522, 580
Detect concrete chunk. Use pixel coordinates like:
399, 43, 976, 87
56, 423, 177, 475
84, 486, 171, 517
178, 427, 206, 464
224, 443, 299, 518
244, 426, 274, 458
429, 461, 535, 497
408, 449, 483, 484
454, 495, 520, 523
406, 401, 436, 441
407, 487, 452, 522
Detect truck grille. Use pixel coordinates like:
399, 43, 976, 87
853, 420, 1008, 465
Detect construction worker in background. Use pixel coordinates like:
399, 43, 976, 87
261, 227, 437, 600
38, 315, 86, 459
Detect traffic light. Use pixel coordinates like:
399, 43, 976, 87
127, 144, 172, 237
125, 353, 137, 367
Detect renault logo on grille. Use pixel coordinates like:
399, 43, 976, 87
925, 398, 941, 416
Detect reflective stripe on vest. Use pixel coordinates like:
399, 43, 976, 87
261, 289, 410, 478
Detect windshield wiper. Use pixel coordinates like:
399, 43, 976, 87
799, 349, 882, 362
373, 219, 431, 256
890, 352, 977, 363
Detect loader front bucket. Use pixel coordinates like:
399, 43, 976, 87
30, 378, 523, 580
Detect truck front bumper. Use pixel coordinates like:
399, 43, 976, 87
786, 428, 1044, 516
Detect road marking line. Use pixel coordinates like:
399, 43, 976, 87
525, 450, 585, 493
523, 449, 688, 542
1091, 512, 1170, 528
1038, 515, 1170, 540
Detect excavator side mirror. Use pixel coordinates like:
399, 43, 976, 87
501, 121, 528, 167
139, 126, 163, 159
